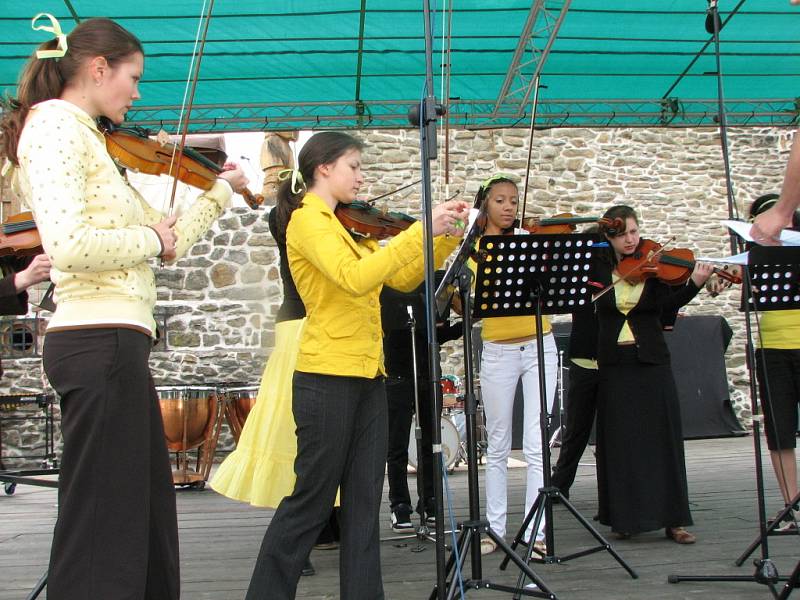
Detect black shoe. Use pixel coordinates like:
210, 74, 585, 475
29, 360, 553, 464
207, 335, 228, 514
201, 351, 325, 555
391, 503, 414, 533
301, 558, 315, 576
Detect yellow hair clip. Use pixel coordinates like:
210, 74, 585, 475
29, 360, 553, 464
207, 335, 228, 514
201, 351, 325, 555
32, 13, 68, 60
277, 168, 305, 194
480, 172, 516, 191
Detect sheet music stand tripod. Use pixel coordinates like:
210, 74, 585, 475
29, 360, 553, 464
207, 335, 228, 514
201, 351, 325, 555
429, 247, 556, 599
669, 245, 799, 599
474, 233, 637, 591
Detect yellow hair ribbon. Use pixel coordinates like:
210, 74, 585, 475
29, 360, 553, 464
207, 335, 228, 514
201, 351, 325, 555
32, 13, 68, 60
277, 168, 305, 195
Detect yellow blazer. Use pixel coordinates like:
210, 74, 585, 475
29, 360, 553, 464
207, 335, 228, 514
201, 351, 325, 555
286, 193, 459, 378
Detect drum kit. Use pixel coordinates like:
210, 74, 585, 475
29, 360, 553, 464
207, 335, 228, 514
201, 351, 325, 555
156, 382, 259, 488
407, 374, 486, 472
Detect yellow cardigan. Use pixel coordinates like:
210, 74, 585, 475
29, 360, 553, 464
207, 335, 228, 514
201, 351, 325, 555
12, 99, 231, 335
287, 193, 459, 378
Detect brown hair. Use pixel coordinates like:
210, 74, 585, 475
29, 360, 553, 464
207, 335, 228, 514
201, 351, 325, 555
600, 204, 638, 236
274, 131, 364, 242
0, 18, 143, 165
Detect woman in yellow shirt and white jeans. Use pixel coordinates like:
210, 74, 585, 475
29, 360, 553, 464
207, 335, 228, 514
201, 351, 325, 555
470, 174, 557, 556
2, 16, 248, 599
244, 131, 469, 599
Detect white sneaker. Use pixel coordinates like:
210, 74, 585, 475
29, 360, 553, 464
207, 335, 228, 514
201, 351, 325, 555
390, 504, 414, 533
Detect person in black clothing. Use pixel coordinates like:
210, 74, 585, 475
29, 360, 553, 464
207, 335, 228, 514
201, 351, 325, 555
594, 205, 712, 544
381, 275, 462, 532
550, 236, 608, 499
0, 254, 51, 373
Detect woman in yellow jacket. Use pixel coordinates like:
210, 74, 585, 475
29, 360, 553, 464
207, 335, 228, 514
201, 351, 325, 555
244, 131, 469, 600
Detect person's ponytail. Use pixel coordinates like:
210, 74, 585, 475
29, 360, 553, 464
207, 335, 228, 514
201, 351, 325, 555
1, 18, 142, 165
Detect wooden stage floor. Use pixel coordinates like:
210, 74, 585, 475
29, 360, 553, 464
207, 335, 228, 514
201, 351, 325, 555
2, 435, 798, 599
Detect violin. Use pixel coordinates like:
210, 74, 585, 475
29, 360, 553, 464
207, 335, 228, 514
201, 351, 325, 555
617, 238, 742, 286
0, 212, 43, 257
99, 120, 265, 210
335, 201, 416, 240
517, 214, 625, 235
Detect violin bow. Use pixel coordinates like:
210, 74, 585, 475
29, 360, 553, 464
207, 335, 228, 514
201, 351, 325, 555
366, 179, 423, 205
519, 74, 541, 228
164, 0, 216, 219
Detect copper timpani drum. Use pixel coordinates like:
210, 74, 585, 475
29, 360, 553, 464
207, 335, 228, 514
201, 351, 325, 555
222, 384, 259, 444
157, 385, 222, 487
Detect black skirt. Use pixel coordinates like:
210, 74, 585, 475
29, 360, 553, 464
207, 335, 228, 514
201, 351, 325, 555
596, 346, 693, 534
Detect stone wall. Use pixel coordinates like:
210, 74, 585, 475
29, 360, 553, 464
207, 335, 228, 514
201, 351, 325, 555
1, 126, 794, 466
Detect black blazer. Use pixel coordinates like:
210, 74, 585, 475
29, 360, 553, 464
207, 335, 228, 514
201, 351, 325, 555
0, 262, 30, 378
594, 258, 700, 366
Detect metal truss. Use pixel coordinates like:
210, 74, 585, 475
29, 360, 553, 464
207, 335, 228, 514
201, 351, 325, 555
490, 0, 572, 120
124, 97, 800, 134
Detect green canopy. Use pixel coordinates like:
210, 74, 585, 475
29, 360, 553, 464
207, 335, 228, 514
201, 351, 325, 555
1, 0, 798, 132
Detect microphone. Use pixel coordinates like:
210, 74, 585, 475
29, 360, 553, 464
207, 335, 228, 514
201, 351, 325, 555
705, 0, 722, 34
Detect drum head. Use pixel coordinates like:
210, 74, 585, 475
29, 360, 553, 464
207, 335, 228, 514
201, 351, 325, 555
408, 416, 463, 470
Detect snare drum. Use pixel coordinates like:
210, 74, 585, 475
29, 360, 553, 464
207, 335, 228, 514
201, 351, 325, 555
408, 415, 465, 471
157, 385, 218, 452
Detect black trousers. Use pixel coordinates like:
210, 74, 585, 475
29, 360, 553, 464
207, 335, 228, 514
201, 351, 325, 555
43, 328, 178, 600
246, 372, 388, 600
550, 364, 599, 495
755, 348, 800, 450
386, 376, 434, 512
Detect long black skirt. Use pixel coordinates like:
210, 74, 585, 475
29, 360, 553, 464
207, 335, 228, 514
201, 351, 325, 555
596, 346, 693, 535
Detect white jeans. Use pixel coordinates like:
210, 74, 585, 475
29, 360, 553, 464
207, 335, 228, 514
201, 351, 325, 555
480, 333, 557, 541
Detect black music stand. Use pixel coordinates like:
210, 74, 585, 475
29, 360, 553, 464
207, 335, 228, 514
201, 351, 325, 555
429, 229, 555, 599
474, 233, 637, 591
669, 245, 799, 599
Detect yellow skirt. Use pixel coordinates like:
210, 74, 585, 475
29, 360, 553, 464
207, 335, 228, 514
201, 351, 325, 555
210, 318, 304, 508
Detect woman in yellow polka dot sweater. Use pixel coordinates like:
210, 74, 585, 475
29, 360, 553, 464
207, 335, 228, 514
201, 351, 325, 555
1, 16, 248, 600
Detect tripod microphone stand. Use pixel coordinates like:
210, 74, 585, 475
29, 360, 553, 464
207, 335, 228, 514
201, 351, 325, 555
470, 233, 637, 590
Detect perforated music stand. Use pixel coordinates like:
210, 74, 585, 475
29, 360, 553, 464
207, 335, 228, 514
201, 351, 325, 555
473, 233, 637, 590
745, 245, 800, 312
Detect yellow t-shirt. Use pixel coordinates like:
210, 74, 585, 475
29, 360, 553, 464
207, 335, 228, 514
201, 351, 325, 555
757, 309, 800, 349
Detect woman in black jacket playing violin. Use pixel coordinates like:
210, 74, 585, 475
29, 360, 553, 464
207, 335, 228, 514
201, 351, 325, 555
593, 205, 712, 544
